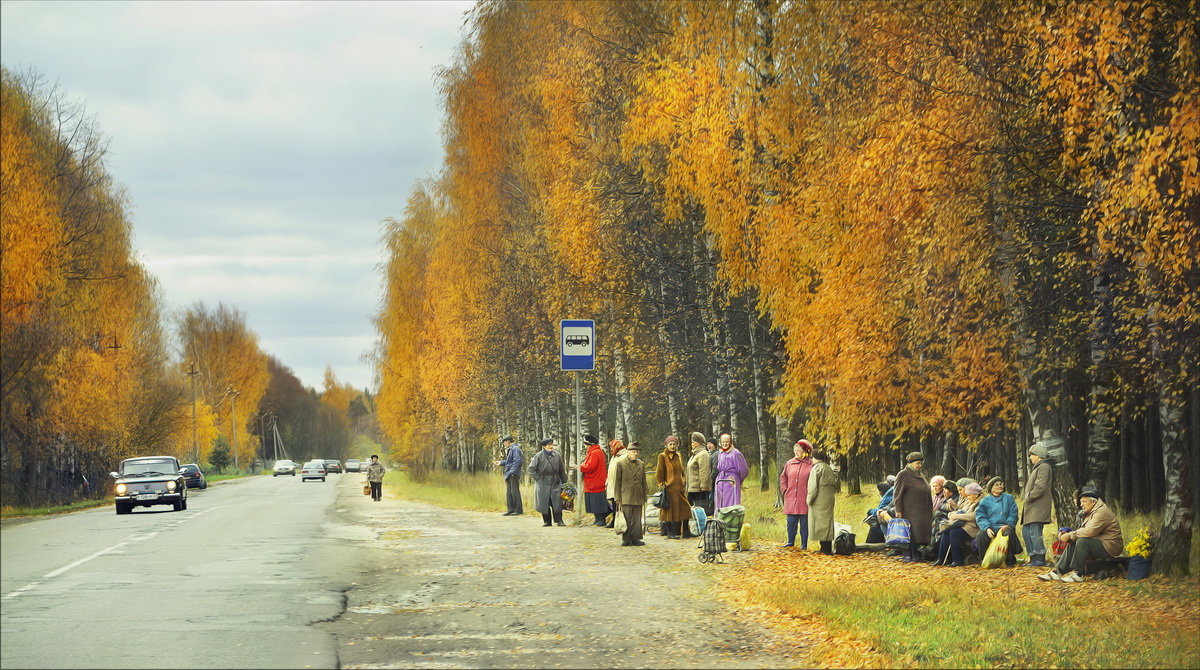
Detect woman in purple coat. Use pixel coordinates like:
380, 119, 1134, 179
778, 439, 814, 548
713, 433, 749, 510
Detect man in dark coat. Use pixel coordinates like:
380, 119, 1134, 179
528, 438, 567, 526
893, 452, 932, 562
495, 436, 524, 516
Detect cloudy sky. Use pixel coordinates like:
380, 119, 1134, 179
1, 0, 475, 391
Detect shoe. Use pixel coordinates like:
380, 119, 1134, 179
1028, 558, 1048, 567
543, 523, 552, 527
1060, 571, 1085, 583
781, 543, 794, 548
948, 562, 962, 567
621, 541, 631, 546
631, 540, 645, 546
1038, 570, 1061, 582
555, 522, 566, 526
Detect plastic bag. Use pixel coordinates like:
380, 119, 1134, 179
885, 518, 911, 547
981, 527, 1011, 569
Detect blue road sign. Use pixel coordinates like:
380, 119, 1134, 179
560, 319, 594, 371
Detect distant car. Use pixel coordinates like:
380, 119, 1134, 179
180, 463, 207, 489
300, 460, 326, 482
273, 459, 297, 477
323, 459, 342, 474
344, 459, 362, 472
112, 456, 187, 514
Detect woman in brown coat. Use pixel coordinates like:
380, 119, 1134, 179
656, 435, 692, 539
893, 452, 932, 563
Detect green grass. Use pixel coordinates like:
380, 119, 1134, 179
384, 469, 515, 512
0, 498, 112, 519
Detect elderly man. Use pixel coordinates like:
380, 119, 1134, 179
528, 438, 567, 527
1039, 487, 1123, 583
614, 442, 648, 546
495, 436, 524, 516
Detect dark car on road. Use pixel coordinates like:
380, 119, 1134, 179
323, 459, 342, 474
180, 463, 207, 489
112, 456, 187, 514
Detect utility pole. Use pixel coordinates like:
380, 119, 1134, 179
575, 370, 583, 525
187, 363, 199, 464
230, 388, 240, 473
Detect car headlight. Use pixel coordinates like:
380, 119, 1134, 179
166, 481, 177, 491
116, 483, 127, 495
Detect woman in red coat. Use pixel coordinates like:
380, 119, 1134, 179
579, 434, 608, 526
778, 439, 814, 548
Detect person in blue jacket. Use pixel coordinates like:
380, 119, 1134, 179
495, 436, 524, 516
974, 475, 1023, 566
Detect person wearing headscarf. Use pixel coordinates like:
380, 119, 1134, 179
604, 439, 627, 528
893, 452, 933, 562
1038, 487, 1123, 583
578, 434, 609, 526
656, 435, 692, 539
934, 481, 982, 566
975, 475, 1022, 566
686, 432, 713, 515
930, 475, 950, 512
528, 438, 568, 527
779, 439, 815, 548
806, 450, 838, 554
1022, 442, 1054, 567
713, 433, 749, 510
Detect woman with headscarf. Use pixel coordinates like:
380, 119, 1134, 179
806, 450, 838, 555
656, 435, 692, 539
975, 475, 1022, 567
604, 439, 627, 528
686, 432, 713, 516
713, 433, 749, 510
778, 439, 815, 549
893, 452, 933, 563
933, 481, 982, 566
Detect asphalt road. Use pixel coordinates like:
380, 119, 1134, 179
1, 473, 359, 669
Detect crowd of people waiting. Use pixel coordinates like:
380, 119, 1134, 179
495, 432, 1125, 583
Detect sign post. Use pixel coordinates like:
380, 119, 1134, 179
561, 320, 594, 525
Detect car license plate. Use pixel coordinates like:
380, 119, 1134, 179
136, 493, 158, 500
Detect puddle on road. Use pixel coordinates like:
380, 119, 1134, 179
365, 632, 567, 641
347, 601, 520, 614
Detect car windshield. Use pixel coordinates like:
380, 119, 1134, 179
122, 460, 176, 476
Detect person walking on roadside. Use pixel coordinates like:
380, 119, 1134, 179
579, 434, 609, 526
779, 439, 814, 549
604, 439, 627, 528
713, 433, 749, 510
807, 449, 838, 555
1022, 441, 1054, 567
893, 452, 933, 563
656, 435, 692, 539
614, 442, 648, 546
365, 454, 386, 502
494, 436, 525, 516
529, 438, 568, 527
686, 432, 713, 516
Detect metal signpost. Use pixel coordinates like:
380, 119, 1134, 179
561, 320, 594, 524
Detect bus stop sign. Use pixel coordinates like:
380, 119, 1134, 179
560, 319, 594, 371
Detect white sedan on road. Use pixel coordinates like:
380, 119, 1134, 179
300, 460, 327, 482
273, 459, 297, 476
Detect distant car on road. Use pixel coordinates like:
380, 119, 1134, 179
273, 459, 297, 477
112, 456, 187, 514
180, 463, 207, 489
323, 459, 342, 474
344, 459, 362, 473
300, 460, 326, 482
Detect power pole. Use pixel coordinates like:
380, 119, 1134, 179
230, 389, 240, 472
187, 362, 200, 464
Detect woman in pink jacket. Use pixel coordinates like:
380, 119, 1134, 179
778, 440, 815, 549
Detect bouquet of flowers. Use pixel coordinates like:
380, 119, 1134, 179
560, 481, 577, 511
1125, 526, 1155, 559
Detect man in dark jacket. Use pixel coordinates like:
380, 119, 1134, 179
1021, 441, 1054, 566
893, 452, 932, 562
495, 436, 524, 516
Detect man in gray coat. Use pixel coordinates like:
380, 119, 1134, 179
528, 438, 567, 526
1022, 442, 1054, 567
614, 443, 648, 546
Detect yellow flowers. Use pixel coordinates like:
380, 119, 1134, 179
1125, 526, 1155, 559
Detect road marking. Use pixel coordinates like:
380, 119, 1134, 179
1, 581, 44, 601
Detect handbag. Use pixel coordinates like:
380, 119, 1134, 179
885, 518, 911, 547
652, 488, 671, 509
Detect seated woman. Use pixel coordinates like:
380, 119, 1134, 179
864, 481, 892, 543
929, 480, 959, 554
974, 475, 1022, 567
1039, 487, 1123, 583
934, 482, 980, 566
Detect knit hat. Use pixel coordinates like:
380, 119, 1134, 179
664, 435, 679, 445
1078, 486, 1101, 500
964, 482, 983, 495
795, 439, 813, 452
906, 451, 925, 463
690, 431, 706, 445
1029, 443, 1050, 459
584, 434, 598, 445
930, 475, 947, 486
956, 477, 976, 489
985, 476, 1004, 492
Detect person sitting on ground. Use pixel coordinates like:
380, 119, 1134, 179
974, 475, 1022, 566
604, 439, 627, 528
1039, 487, 1123, 583
893, 452, 933, 563
934, 481, 981, 566
865, 481, 891, 544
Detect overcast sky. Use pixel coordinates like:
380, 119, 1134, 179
1, 0, 475, 391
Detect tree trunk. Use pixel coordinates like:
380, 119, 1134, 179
940, 431, 955, 481
614, 344, 633, 442
748, 310, 770, 491
1156, 380, 1194, 576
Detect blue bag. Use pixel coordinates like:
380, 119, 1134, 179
885, 517, 911, 547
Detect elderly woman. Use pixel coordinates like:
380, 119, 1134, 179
974, 475, 1022, 566
778, 439, 815, 548
806, 450, 838, 555
713, 433, 749, 509
1039, 487, 1123, 583
930, 475, 950, 511
604, 439, 627, 528
656, 436, 692, 539
686, 432, 713, 515
528, 438, 568, 527
934, 481, 982, 566
893, 452, 932, 562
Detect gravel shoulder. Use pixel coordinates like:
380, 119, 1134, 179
319, 484, 808, 669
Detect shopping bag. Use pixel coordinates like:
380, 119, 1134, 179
981, 527, 1011, 569
362, 482, 371, 496
885, 518, 911, 547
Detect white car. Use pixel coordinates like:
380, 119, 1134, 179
273, 459, 297, 477
300, 460, 326, 482
344, 459, 362, 472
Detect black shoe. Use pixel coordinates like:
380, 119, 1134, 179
555, 522, 567, 526
621, 541, 631, 546
543, 523, 552, 527
631, 540, 645, 546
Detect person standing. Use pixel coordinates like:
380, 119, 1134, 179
495, 436, 524, 516
893, 452, 933, 562
1022, 442, 1054, 567
604, 439, 627, 528
713, 433, 749, 510
806, 450, 838, 554
365, 454, 386, 502
579, 434, 609, 526
656, 436, 691, 539
779, 439, 815, 549
686, 432, 713, 516
528, 438, 568, 527
614, 442, 648, 546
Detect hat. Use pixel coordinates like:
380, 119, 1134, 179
1029, 443, 1049, 459
664, 435, 679, 444
1078, 486, 1101, 500
886, 474, 897, 485
943, 480, 959, 495
956, 477, 976, 489
964, 482, 983, 495
795, 439, 813, 452
985, 476, 1004, 491
626, 442, 641, 450
539, 438, 555, 447
906, 452, 925, 463
502, 436, 514, 443
584, 434, 598, 445
690, 432, 706, 444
